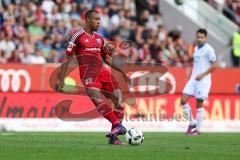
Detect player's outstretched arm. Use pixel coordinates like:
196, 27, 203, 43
195, 61, 218, 81
57, 54, 74, 92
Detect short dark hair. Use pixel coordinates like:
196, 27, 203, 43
85, 9, 99, 21
196, 28, 207, 36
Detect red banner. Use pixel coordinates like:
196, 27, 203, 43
0, 92, 239, 120
42, 64, 240, 94
0, 64, 240, 94
0, 64, 42, 92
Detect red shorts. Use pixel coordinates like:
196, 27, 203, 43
80, 67, 119, 93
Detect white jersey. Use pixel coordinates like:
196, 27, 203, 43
183, 43, 216, 100
190, 43, 216, 83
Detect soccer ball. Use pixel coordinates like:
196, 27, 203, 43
125, 128, 144, 145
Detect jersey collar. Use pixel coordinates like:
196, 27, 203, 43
197, 43, 206, 50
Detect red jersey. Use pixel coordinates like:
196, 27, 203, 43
66, 28, 108, 78
65, 28, 118, 91
66, 28, 107, 60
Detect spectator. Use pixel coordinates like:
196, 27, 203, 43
101, 8, 110, 29
137, 43, 151, 64
146, 13, 163, 31
119, 19, 132, 40
8, 49, 21, 63
110, 9, 126, 30
21, 49, 47, 64
124, 0, 136, 18
36, 36, 53, 58
70, 2, 80, 20
28, 19, 44, 41
46, 49, 58, 63
137, 9, 150, 27
0, 7, 4, 28
207, 0, 240, 25
33, 49, 47, 64
46, 5, 63, 22
223, 0, 237, 23
0, 33, 16, 59
0, 50, 7, 63
41, 0, 55, 14
157, 25, 167, 42
231, 29, 240, 67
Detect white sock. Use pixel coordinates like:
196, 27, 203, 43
196, 108, 204, 131
183, 103, 195, 126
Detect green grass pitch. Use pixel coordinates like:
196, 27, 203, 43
0, 132, 239, 160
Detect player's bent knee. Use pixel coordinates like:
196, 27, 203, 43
85, 88, 102, 104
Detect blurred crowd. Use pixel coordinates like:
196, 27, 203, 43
0, 0, 194, 67
205, 0, 240, 26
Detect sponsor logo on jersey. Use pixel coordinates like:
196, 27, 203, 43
83, 48, 101, 51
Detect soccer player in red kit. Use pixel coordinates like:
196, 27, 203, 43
57, 10, 130, 145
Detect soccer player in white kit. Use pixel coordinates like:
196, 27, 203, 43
181, 28, 218, 135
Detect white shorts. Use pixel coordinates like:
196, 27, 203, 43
183, 79, 211, 100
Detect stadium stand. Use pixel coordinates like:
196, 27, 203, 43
0, 0, 194, 67
205, 0, 240, 26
